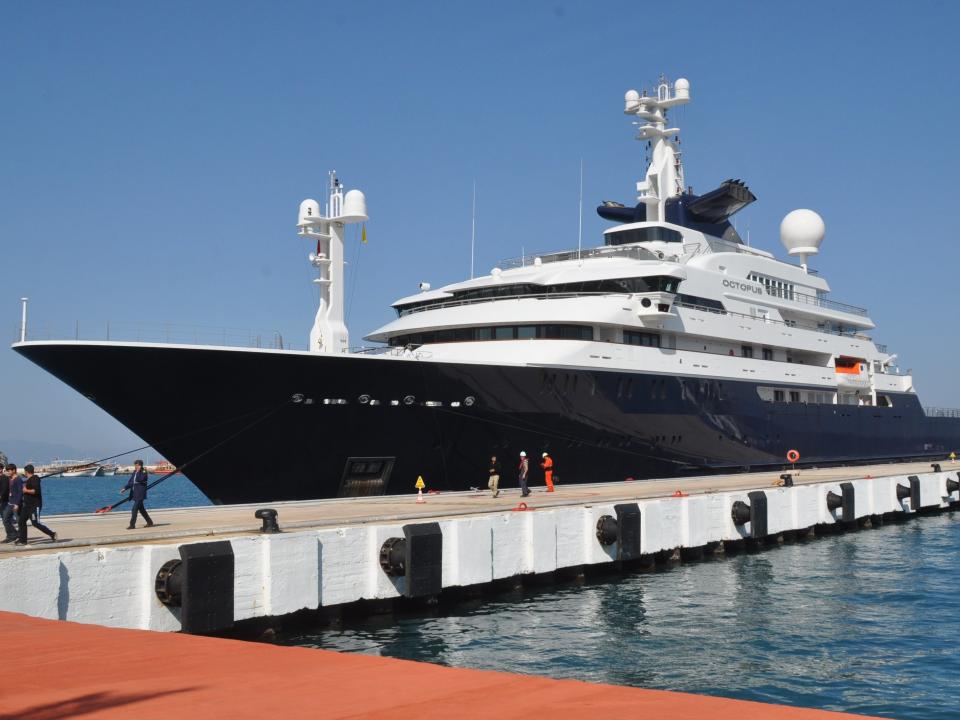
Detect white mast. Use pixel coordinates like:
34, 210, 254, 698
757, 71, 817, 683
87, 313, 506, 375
577, 158, 583, 261
623, 76, 690, 222
297, 172, 368, 353
470, 181, 476, 279
19, 297, 27, 343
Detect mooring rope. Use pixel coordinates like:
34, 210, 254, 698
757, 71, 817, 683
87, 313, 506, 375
93, 396, 296, 513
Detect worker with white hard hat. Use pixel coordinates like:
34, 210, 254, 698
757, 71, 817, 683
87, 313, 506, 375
540, 452, 555, 492
518, 451, 530, 497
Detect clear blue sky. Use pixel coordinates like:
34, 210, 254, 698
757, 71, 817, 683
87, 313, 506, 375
1, 1, 958, 461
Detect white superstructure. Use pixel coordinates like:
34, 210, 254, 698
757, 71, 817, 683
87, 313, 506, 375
326, 76, 910, 410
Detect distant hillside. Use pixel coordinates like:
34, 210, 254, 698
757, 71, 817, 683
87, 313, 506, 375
0, 438, 96, 464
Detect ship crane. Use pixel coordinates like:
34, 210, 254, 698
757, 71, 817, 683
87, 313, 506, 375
297, 172, 368, 353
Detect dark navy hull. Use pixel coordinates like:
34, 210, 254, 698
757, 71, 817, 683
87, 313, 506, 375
14, 343, 960, 504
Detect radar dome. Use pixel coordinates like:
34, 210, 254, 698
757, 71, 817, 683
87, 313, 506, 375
674, 78, 690, 100
298, 198, 321, 225
780, 209, 825, 256
340, 189, 368, 223
624, 89, 640, 113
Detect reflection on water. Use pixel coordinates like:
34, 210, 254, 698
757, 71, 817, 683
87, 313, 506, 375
280, 514, 960, 719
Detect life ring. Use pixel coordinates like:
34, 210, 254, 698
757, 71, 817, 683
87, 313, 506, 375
786, 449, 800, 463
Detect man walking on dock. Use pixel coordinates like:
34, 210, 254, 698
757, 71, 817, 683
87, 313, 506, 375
120, 460, 153, 530
518, 451, 530, 497
1, 464, 19, 542
3, 465, 25, 545
488, 455, 501, 498
18, 464, 56, 544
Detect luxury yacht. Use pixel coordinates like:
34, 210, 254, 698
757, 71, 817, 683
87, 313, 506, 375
14, 76, 960, 504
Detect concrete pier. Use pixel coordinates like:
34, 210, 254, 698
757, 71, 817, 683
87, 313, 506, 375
0, 459, 956, 634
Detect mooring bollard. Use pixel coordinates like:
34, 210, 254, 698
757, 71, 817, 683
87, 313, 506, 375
255, 508, 280, 533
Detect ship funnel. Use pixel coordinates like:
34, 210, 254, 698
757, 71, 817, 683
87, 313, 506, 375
339, 190, 368, 223
780, 209, 825, 273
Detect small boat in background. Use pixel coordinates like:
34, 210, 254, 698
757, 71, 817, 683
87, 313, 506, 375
42, 460, 103, 477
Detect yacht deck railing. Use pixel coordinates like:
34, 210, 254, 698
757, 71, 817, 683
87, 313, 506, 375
762, 286, 868, 317
924, 407, 960, 419
15, 322, 292, 350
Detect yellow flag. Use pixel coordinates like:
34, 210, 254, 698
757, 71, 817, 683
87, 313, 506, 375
361, 224, 367, 244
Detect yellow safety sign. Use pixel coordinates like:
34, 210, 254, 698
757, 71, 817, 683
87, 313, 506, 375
415, 476, 425, 490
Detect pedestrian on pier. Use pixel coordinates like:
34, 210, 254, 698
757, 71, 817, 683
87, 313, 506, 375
518, 451, 530, 497
120, 460, 153, 530
3, 464, 25, 545
488, 455, 501, 498
540, 452, 555, 492
18, 464, 56, 544
1, 464, 19, 542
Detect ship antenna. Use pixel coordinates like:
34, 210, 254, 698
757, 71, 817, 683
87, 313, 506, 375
577, 158, 584, 262
470, 180, 476, 279
623, 75, 690, 223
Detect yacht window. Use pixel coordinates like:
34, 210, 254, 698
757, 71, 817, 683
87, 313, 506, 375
741, 345, 754, 359
606, 226, 683, 246
762, 348, 774, 361
675, 294, 726, 312
774, 389, 785, 402
877, 394, 893, 407
388, 324, 593, 346
789, 391, 801, 403
624, 331, 661, 348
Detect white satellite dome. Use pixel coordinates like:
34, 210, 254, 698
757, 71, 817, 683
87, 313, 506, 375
780, 209, 825, 256
340, 189, 368, 223
298, 198, 321, 226
624, 89, 640, 113
674, 77, 690, 100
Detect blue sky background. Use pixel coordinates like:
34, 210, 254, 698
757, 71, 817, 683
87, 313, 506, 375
1, 1, 958, 461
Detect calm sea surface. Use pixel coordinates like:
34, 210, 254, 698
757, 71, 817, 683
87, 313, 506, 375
37, 474, 211, 515
40, 477, 960, 718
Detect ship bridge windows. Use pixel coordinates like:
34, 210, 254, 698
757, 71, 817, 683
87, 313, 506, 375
605, 226, 683, 246
388, 324, 594, 347
396, 276, 682, 316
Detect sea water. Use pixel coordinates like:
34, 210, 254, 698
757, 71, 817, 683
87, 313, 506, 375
278, 513, 960, 720
37, 475, 211, 515
37, 477, 960, 718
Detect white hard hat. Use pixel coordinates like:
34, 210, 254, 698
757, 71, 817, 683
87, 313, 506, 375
542, 452, 548, 457
519, 451, 526, 457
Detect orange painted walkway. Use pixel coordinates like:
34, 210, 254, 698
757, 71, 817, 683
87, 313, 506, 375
0, 612, 874, 720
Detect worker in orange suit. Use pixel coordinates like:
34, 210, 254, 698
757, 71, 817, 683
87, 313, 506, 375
540, 452, 555, 492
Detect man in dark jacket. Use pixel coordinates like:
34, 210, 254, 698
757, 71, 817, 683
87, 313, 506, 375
18, 464, 56, 544
4, 464, 25, 545
487, 455, 502, 498
1, 464, 17, 542
20, 465, 57, 545
120, 460, 153, 529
